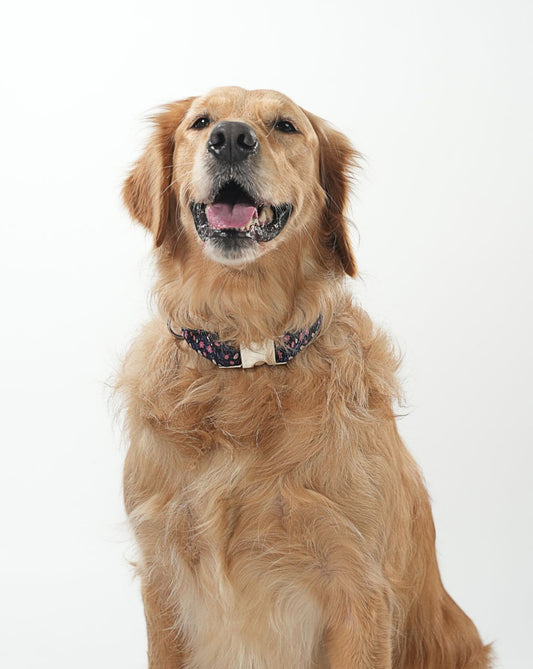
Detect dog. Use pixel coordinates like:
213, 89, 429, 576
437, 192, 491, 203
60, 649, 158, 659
118, 87, 491, 668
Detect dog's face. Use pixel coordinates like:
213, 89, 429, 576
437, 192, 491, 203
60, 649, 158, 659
124, 87, 357, 276
178, 88, 320, 266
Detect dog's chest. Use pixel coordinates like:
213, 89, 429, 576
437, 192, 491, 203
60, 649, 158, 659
139, 368, 353, 666
165, 452, 325, 668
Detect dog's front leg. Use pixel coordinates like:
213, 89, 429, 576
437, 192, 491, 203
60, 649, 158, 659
285, 487, 393, 668
322, 589, 393, 669
142, 581, 190, 669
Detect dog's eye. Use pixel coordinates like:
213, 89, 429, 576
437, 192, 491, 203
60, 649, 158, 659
191, 117, 211, 130
274, 120, 298, 134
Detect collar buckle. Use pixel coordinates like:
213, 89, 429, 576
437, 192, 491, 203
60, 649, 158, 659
239, 340, 277, 368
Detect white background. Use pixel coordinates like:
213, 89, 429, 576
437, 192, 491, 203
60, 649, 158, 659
1, 1, 532, 667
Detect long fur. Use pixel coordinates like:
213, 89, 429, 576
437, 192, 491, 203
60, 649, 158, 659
118, 87, 491, 668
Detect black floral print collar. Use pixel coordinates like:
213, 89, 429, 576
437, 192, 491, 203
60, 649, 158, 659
168, 315, 323, 368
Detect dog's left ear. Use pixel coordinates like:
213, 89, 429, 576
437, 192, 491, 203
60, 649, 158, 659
304, 110, 359, 277
123, 97, 195, 247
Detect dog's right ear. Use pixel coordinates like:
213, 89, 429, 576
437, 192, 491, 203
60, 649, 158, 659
122, 97, 195, 247
302, 109, 359, 278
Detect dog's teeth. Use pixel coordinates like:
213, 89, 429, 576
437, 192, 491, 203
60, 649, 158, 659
259, 206, 273, 224
244, 212, 258, 231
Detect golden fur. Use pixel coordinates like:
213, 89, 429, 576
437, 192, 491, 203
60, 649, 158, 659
118, 87, 491, 668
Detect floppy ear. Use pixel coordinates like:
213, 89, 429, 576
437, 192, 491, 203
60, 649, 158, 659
122, 97, 195, 247
304, 111, 359, 277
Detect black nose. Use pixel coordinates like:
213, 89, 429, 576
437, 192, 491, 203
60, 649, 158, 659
207, 121, 258, 163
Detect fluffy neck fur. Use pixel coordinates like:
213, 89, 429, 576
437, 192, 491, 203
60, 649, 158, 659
155, 224, 346, 346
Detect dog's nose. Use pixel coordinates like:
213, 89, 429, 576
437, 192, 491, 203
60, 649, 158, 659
207, 121, 258, 163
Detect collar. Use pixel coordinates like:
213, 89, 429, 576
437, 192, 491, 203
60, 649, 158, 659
167, 315, 322, 369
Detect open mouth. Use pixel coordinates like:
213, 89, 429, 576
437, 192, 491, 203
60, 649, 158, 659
190, 180, 293, 247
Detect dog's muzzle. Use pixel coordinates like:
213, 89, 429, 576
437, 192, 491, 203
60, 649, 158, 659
189, 124, 293, 260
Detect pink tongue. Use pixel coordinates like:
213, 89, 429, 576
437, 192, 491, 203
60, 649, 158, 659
206, 203, 257, 229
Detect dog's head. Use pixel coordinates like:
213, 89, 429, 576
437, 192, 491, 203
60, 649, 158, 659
123, 87, 357, 277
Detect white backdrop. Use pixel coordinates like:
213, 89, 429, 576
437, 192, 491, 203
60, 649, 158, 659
1, 1, 532, 667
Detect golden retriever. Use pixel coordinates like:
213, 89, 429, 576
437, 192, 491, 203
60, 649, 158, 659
118, 86, 491, 668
